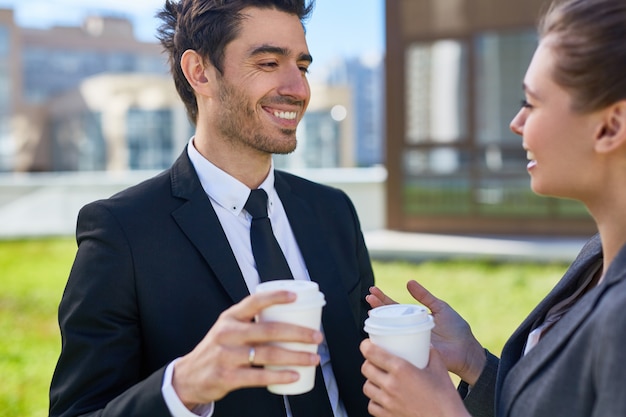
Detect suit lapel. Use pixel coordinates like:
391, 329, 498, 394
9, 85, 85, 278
275, 173, 367, 414
497, 235, 606, 414
169, 152, 250, 304
274, 173, 351, 323
499, 283, 601, 413
276, 177, 331, 284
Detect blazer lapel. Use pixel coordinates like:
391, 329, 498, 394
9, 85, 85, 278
499, 284, 600, 413
497, 235, 605, 415
169, 152, 250, 304
275, 173, 368, 413
274, 173, 352, 314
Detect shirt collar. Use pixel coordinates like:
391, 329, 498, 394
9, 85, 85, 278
187, 137, 277, 217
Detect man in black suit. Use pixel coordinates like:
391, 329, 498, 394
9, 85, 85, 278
49, 1, 374, 416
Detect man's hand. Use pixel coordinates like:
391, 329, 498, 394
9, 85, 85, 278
172, 290, 323, 409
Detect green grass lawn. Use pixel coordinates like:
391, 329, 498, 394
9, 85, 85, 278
372, 259, 566, 356
0, 238, 568, 416
0, 238, 75, 417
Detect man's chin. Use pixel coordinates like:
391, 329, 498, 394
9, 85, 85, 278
272, 142, 297, 155
271, 133, 297, 154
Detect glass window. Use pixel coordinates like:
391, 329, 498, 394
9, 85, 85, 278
22, 47, 169, 104
405, 40, 468, 144
302, 110, 340, 168
0, 69, 9, 113
0, 26, 10, 113
404, 148, 470, 176
78, 112, 106, 171
276, 110, 341, 169
475, 30, 537, 145
0, 25, 9, 57
127, 109, 174, 170
0, 115, 13, 171
402, 148, 472, 215
50, 111, 106, 171
403, 177, 472, 215
478, 144, 527, 175
475, 178, 588, 218
136, 55, 169, 75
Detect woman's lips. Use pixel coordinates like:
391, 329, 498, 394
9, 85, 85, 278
526, 151, 537, 170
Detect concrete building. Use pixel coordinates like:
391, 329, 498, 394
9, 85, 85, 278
0, 9, 20, 171
48, 74, 191, 171
0, 9, 363, 173
326, 54, 385, 168
0, 9, 177, 172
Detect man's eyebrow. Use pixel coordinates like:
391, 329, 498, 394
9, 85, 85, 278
249, 45, 313, 63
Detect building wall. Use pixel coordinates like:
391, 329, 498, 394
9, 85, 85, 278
325, 55, 386, 167
20, 18, 165, 104
47, 74, 190, 171
1, 10, 172, 172
2, 9, 366, 173
386, 0, 596, 236
0, 9, 19, 171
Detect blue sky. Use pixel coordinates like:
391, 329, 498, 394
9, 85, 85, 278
0, 0, 385, 72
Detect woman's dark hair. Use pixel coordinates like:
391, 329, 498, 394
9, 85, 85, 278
156, 0, 314, 123
539, 0, 626, 112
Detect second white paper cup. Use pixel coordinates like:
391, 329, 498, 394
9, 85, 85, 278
364, 304, 435, 369
255, 280, 326, 395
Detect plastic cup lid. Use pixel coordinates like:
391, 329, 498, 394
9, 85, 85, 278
364, 304, 433, 334
255, 279, 326, 307
256, 279, 319, 294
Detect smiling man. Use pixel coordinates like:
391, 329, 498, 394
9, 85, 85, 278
49, 1, 374, 417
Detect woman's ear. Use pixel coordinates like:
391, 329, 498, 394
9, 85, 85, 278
595, 101, 626, 154
180, 49, 213, 95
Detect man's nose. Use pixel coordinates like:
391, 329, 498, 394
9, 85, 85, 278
277, 66, 310, 101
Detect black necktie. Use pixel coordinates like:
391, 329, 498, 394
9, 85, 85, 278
245, 189, 293, 281
245, 189, 334, 417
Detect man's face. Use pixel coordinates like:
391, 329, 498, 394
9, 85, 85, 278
213, 7, 312, 155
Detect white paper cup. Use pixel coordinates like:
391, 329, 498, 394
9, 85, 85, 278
364, 304, 435, 369
255, 280, 326, 394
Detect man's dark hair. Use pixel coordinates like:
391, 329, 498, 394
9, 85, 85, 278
156, 0, 315, 123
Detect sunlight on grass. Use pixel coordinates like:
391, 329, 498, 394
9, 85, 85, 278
0, 238, 568, 416
0, 238, 75, 417
371, 259, 566, 355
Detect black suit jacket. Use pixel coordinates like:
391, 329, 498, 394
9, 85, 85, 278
49, 151, 374, 417
462, 234, 626, 417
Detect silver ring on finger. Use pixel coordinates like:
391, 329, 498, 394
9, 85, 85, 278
248, 346, 256, 366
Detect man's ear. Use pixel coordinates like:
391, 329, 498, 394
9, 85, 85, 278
180, 49, 214, 95
595, 100, 626, 154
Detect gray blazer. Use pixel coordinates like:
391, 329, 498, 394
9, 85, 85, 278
462, 234, 626, 417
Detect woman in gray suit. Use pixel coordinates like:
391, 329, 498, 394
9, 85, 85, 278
359, 0, 626, 416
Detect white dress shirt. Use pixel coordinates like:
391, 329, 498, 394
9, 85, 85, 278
161, 139, 346, 417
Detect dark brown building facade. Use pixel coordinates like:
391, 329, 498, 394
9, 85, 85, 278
385, 0, 596, 236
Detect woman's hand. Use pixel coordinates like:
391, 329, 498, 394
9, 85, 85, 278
360, 340, 471, 417
366, 281, 486, 384
405, 280, 486, 384
366, 285, 399, 308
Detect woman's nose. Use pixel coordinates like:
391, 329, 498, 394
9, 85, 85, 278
510, 109, 525, 136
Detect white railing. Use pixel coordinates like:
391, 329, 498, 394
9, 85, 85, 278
0, 167, 387, 239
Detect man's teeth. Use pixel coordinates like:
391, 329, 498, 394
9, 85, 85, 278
274, 111, 297, 120
527, 151, 535, 160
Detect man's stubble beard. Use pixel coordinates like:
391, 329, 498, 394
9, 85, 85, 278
216, 78, 299, 155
